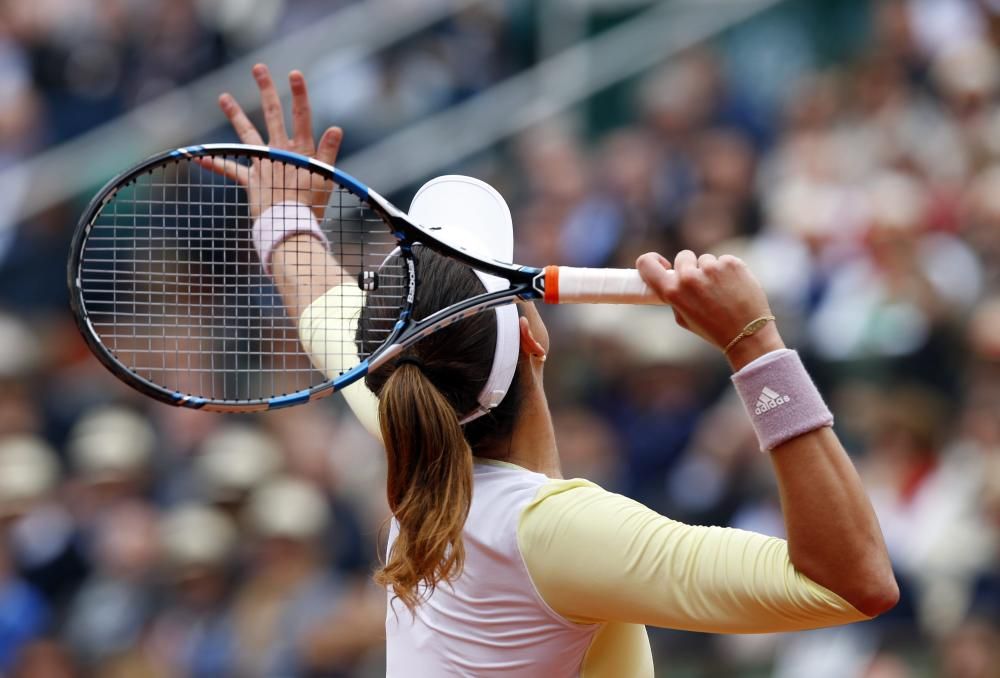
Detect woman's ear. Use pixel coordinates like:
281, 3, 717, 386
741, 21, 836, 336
519, 316, 547, 362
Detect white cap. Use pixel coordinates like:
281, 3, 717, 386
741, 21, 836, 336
68, 406, 155, 480
160, 503, 237, 568
246, 477, 329, 541
195, 425, 282, 501
0, 435, 59, 509
407, 176, 520, 423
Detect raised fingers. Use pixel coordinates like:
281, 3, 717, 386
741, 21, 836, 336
219, 93, 264, 145
315, 126, 344, 167
289, 70, 313, 152
252, 64, 288, 145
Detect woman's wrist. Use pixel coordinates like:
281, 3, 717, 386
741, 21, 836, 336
253, 201, 328, 275
725, 323, 785, 372
730, 347, 834, 452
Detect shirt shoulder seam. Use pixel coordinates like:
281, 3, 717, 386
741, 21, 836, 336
515, 480, 603, 632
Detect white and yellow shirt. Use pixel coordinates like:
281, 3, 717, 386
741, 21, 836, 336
385, 459, 868, 678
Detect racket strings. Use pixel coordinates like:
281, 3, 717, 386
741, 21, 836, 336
78, 152, 406, 404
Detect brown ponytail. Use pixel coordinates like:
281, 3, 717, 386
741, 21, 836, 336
359, 247, 523, 611
373, 363, 473, 610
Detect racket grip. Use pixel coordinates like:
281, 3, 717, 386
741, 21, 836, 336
542, 266, 664, 305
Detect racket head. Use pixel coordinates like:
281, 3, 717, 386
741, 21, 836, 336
68, 144, 414, 412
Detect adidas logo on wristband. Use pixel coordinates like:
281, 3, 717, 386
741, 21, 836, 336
755, 386, 791, 415
732, 350, 833, 451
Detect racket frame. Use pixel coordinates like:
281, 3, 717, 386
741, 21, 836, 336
69, 143, 544, 412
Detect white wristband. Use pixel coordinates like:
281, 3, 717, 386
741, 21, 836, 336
252, 201, 330, 275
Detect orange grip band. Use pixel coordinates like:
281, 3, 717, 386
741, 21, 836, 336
543, 265, 560, 304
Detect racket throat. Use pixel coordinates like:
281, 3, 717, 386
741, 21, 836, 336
533, 266, 559, 303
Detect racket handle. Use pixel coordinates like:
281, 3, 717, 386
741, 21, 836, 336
542, 266, 664, 305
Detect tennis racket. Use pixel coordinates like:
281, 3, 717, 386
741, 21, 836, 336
68, 143, 661, 412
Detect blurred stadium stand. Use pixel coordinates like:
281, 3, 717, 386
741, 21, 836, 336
1, 0, 999, 676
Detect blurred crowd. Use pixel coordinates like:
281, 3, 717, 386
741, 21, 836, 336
2, 0, 1000, 676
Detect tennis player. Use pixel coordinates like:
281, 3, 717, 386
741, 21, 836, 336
219, 65, 898, 677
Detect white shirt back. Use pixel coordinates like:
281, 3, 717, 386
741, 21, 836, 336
385, 460, 598, 677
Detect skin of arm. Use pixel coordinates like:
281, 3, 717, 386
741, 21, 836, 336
270, 236, 343, 319
636, 251, 899, 618
208, 64, 346, 317
213, 65, 383, 435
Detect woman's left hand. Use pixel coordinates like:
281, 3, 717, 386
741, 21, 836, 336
199, 63, 344, 220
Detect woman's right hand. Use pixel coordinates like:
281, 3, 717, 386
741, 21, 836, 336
635, 250, 785, 370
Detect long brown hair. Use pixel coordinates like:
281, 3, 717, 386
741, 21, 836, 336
359, 247, 522, 611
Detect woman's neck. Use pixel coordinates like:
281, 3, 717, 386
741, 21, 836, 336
479, 378, 561, 478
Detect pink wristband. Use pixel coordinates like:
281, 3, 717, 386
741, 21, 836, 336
731, 349, 833, 452
252, 201, 330, 275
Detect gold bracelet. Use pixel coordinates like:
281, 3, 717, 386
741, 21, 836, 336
723, 315, 776, 354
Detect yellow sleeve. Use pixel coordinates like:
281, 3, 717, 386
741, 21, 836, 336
518, 479, 870, 633
297, 285, 382, 440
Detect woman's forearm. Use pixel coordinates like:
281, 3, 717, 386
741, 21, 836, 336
728, 327, 899, 617
269, 235, 344, 319
771, 427, 898, 616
